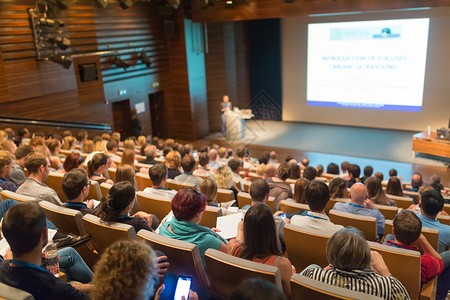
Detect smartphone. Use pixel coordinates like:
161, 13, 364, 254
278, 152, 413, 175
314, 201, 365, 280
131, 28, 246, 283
173, 275, 192, 300
279, 213, 286, 221
193, 152, 198, 158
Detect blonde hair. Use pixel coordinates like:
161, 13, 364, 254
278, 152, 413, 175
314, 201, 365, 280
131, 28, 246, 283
0, 130, 8, 144
137, 136, 146, 147
111, 132, 121, 144
101, 133, 111, 141
116, 164, 138, 190
82, 140, 94, 153
124, 139, 135, 150
165, 150, 181, 170
418, 185, 434, 204
200, 177, 218, 206
62, 136, 76, 150
29, 137, 45, 148
0, 150, 14, 170
1, 140, 16, 153
165, 138, 175, 148
121, 149, 135, 169
93, 140, 107, 152
214, 166, 232, 189
92, 240, 158, 300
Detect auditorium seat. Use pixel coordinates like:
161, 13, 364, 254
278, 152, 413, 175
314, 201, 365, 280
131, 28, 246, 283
137, 229, 210, 288
82, 214, 136, 255
386, 194, 414, 209
383, 219, 439, 252
46, 172, 67, 203
107, 167, 116, 182
204, 248, 282, 299
437, 213, 450, 225
325, 198, 348, 215
87, 180, 103, 201
368, 242, 436, 300
135, 191, 172, 221
216, 188, 233, 203
242, 181, 251, 192
279, 200, 309, 215
0, 190, 37, 203
135, 172, 152, 191
100, 182, 112, 198
284, 224, 332, 272
290, 274, 383, 300
443, 203, 450, 215
329, 209, 377, 241
374, 204, 399, 220
321, 172, 338, 181
198, 206, 220, 228
237, 192, 252, 208
402, 190, 419, 203
0, 282, 35, 300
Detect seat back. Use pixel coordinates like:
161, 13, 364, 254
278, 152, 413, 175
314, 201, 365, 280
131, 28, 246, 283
135, 172, 152, 191
321, 173, 338, 181
242, 181, 251, 192
217, 188, 233, 203
107, 167, 116, 182
402, 190, 419, 203
137, 229, 210, 288
165, 178, 179, 191
46, 172, 68, 202
248, 173, 263, 181
374, 204, 398, 220
437, 213, 450, 225
325, 198, 348, 215
386, 194, 414, 209
204, 248, 282, 298
0, 282, 35, 300
198, 206, 220, 228
136, 191, 172, 220
290, 274, 383, 300
39, 201, 86, 235
0, 190, 37, 203
329, 209, 377, 241
368, 242, 421, 299
280, 200, 309, 214
237, 192, 252, 208
383, 220, 439, 252
82, 214, 136, 255
284, 224, 332, 272
443, 204, 450, 215
87, 180, 103, 201
100, 182, 113, 198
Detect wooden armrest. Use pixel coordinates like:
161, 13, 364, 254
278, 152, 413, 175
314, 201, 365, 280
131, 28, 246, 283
420, 276, 437, 300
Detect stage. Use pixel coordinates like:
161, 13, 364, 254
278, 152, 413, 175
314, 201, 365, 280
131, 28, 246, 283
202, 120, 450, 185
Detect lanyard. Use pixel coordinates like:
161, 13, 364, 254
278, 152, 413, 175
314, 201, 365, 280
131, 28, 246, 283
118, 214, 132, 219
65, 202, 87, 208
306, 213, 328, 221
154, 187, 168, 190
348, 203, 364, 208
10, 260, 50, 274
92, 174, 103, 177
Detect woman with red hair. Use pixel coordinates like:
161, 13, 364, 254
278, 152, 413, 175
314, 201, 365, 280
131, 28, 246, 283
159, 188, 228, 266
57, 152, 83, 174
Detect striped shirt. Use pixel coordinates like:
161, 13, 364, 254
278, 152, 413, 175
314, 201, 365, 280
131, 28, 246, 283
302, 267, 410, 300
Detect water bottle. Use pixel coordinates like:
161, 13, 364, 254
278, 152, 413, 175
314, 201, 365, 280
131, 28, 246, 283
44, 243, 60, 276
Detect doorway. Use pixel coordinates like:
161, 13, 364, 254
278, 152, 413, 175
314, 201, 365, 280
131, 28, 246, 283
111, 99, 132, 138
149, 91, 166, 138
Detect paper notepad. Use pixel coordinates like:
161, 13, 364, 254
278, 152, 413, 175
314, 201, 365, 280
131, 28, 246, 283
215, 212, 243, 240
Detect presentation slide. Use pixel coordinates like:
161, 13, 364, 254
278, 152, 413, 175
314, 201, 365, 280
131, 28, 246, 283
307, 18, 430, 111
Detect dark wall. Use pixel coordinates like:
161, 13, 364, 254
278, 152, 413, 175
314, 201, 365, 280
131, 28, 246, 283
248, 19, 282, 121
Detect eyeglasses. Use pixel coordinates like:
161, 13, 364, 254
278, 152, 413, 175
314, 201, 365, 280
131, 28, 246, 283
86, 180, 91, 186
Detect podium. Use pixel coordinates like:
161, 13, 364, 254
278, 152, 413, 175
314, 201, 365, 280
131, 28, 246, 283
226, 109, 254, 139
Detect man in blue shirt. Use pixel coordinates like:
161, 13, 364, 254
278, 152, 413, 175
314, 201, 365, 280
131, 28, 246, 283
333, 183, 385, 237
417, 189, 450, 300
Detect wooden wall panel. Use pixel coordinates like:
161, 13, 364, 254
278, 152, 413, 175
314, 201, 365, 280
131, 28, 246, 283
192, 0, 450, 22
72, 55, 105, 106
0, 50, 11, 103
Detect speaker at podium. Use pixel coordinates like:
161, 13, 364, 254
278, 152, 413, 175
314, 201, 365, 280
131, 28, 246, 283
225, 108, 254, 139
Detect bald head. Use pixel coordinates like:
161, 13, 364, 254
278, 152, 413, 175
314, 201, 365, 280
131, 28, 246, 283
209, 149, 218, 161
411, 173, 423, 189
350, 183, 368, 204
264, 164, 277, 179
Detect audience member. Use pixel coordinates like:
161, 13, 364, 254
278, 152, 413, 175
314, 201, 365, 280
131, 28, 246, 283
268, 151, 280, 168
229, 158, 244, 190
290, 180, 343, 234
267, 163, 293, 210
340, 161, 350, 178
116, 164, 138, 190
207, 149, 221, 170
174, 155, 202, 188
386, 177, 404, 196
62, 168, 95, 215
389, 169, 398, 177
408, 172, 423, 192
347, 164, 361, 187
289, 162, 301, 179
316, 164, 324, 177
333, 183, 385, 237
8, 145, 32, 185
57, 152, 83, 174
328, 177, 348, 199
430, 174, 444, 192
374, 171, 384, 182
216, 147, 229, 166
193, 152, 213, 177
143, 163, 177, 200
199, 177, 219, 207
159, 188, 228, 266
361, 165, 373, 184
303, 166, 316, 181
229, 278, 284, 300
87, 152, 114, 185
120, 149, 136, 170
139, 145, 157, 165
82, 140, 94, 154
301, 227, 410, 300
263, 164, 277, 179
326, 162, 339, 175
76, 130, 88, 148
408, 185, 434, 214
16, 152, 63, 205
0, 202, 90, 299
0, 150, 18, 192
293, 178, 309, 204
366, 177, 396, 206
165, 150, 182, 179
228, 203, 295, 299
105, 140, 121, 161
47, 139, 65, 160
236, 145, 254, 171
383, 210, 443, 284
214, 166, 239, 199
91, 240, 169, 300
301, 158, 309, 170
62, 136, 77, 151
97, 181, 158, 231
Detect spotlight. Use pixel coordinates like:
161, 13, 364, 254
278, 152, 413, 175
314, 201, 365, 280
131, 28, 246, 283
139, 51, 152, 68
38, 17, 65, 29
225, 0, 234, 8
111, 56, 129, 70
118, 0, 133, 9
48, 54, 72, 69
93, 0, 108, 8
46, 35, 71, 50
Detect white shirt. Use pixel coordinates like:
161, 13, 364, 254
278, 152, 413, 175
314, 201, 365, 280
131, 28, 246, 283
290, 211, 343, 234
142, 187, 177, 200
